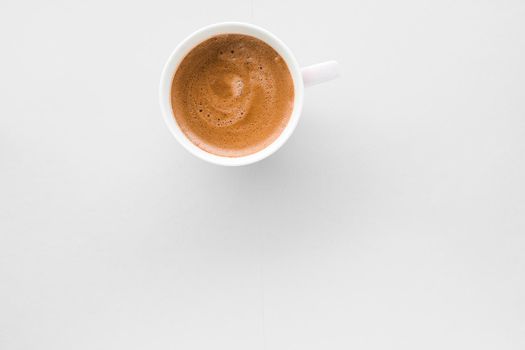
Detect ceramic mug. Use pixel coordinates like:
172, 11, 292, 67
160, 22, 339, 166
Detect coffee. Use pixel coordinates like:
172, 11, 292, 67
171, 34, 294, 157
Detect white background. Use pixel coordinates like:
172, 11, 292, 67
1, 0, 524, 349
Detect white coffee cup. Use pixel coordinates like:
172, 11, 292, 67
159, 22, 339, 166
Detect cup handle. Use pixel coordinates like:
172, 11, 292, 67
301, 60, 340, 87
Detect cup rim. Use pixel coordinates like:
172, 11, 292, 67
159, 22, 304, 166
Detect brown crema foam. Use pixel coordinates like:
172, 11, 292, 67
171, 34, 294, 157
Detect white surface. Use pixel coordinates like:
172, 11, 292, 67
1, 1, 524, 349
